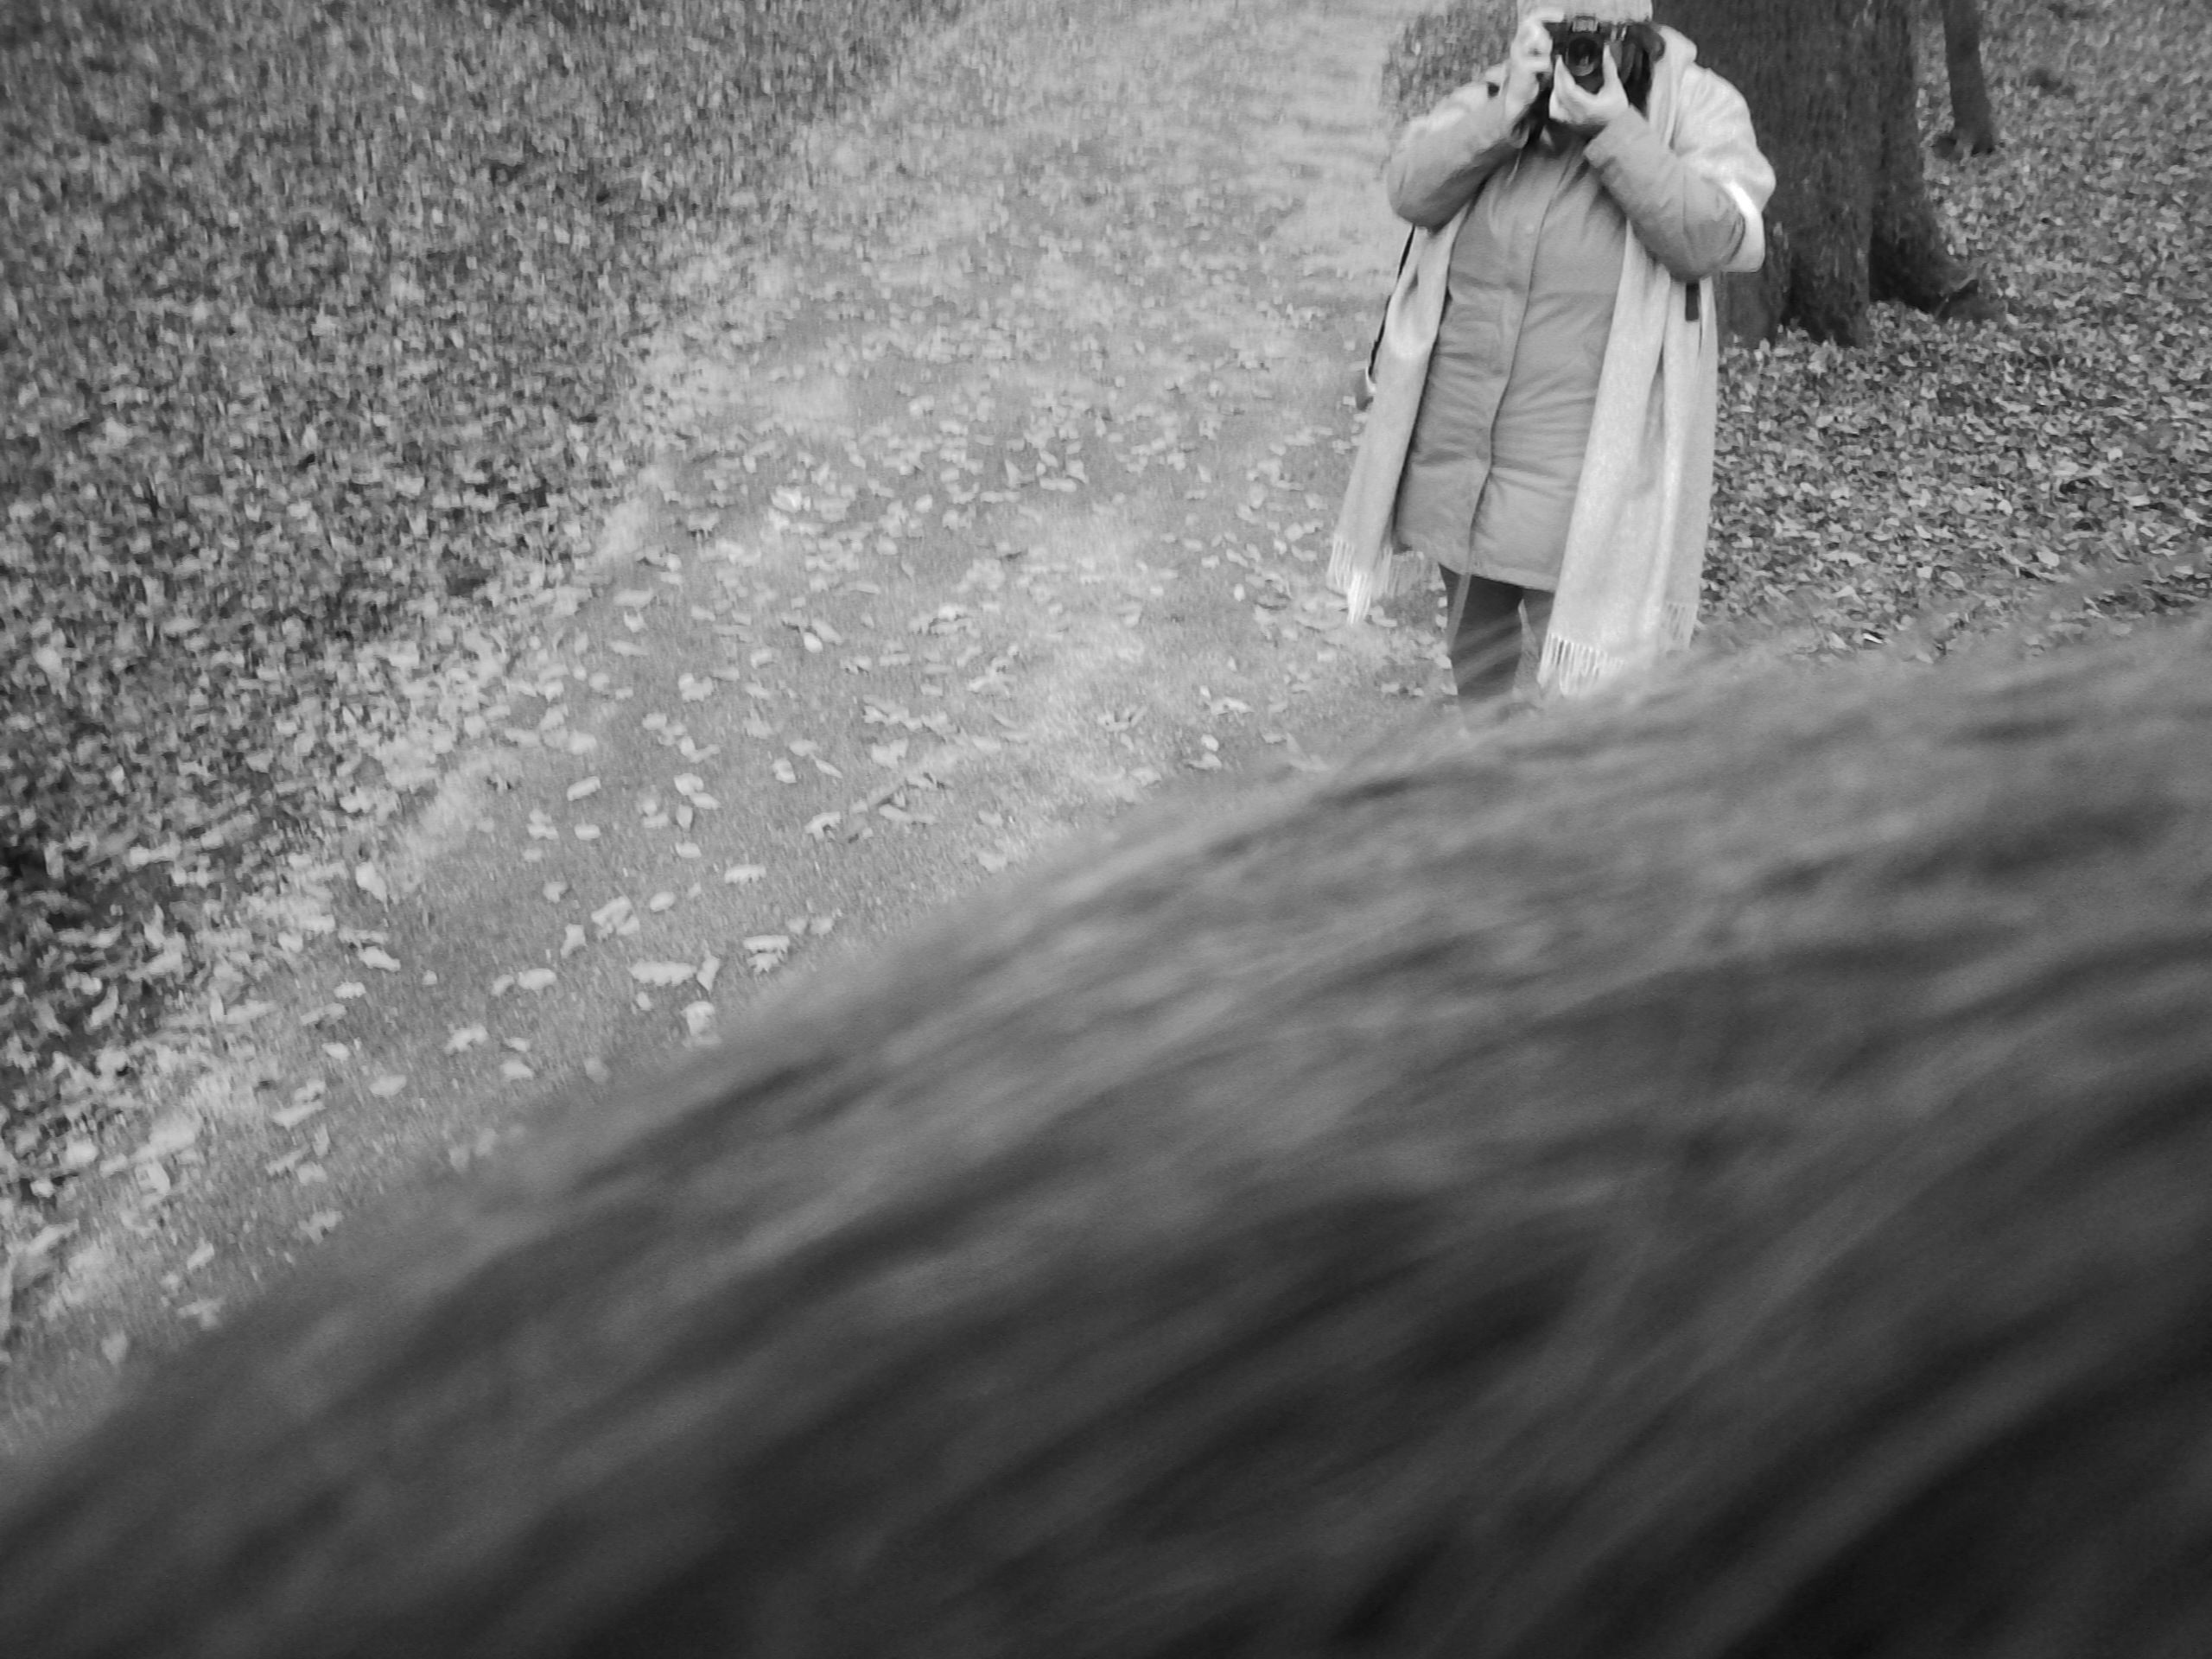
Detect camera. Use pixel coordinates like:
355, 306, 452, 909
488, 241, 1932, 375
1529, 15, 1665, 140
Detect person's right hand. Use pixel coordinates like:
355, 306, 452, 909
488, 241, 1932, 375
1502, 10, 1560, 119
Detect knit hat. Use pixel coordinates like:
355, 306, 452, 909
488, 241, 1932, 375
1519, 1, 1653, 20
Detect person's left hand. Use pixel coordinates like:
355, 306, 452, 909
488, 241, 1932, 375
1548, 42, 1632, 137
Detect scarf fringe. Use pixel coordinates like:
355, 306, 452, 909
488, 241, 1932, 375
1330, 531, 1400, 625
1541, 601, 1701, 696
1326, 531, 1361, 595
1538, 632, 1624, 698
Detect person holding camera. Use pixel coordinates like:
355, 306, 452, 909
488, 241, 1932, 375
1331, 2, 1773, 703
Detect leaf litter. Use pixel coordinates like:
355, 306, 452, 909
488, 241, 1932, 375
1, 0, 971, 1208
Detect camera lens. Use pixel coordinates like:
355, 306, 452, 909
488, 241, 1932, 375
1562, 37, 1602, 79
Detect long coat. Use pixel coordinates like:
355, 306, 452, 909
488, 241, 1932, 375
1387, 53, 1758, 591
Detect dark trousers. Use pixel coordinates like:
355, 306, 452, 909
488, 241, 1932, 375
1441, 569, 1554, 702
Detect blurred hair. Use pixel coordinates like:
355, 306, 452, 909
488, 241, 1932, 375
4, 626, 2212, 1657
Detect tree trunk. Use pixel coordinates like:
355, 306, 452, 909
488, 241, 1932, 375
1933, 0, 2001, 157
1660, 0, 1996, 345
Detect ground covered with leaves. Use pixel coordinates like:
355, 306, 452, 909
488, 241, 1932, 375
1386, 0, 2212, 658
0, 0, 961, 1168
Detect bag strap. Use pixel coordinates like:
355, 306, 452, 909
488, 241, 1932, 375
1365, 226, 1418, 388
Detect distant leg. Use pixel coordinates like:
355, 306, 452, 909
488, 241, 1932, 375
1441, 569, 1526, 702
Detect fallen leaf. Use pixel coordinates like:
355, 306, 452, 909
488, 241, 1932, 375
132, 1116, 199, 1163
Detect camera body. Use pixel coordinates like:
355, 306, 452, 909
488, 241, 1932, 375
1529, 16, 1665, 138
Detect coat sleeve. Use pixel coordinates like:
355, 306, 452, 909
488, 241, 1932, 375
1584, 64, 1777, 280
1383, 69, 1529, 229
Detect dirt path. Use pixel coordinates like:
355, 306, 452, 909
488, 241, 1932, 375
2, 0, 1447, 1459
